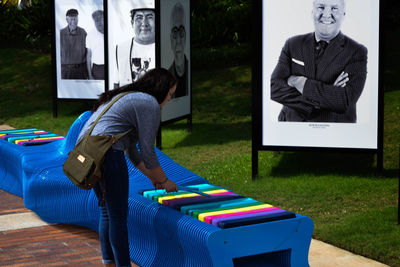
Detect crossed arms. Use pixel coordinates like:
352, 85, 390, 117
270, 37, 368, 121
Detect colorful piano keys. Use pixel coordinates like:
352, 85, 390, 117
0, 128, 65, 146
141, 184, 296, 229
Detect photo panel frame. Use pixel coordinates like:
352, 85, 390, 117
53, 0, 105, 100
254, 0, 383, 150
252, 0, 384, 176
159, 0, 192, 123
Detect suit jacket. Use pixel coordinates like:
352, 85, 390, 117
270, 32, 368, 123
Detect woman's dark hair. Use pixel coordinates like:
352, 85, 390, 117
92, 68, 177, 111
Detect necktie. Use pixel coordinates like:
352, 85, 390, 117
315, 41, 328, 57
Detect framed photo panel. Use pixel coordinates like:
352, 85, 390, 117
252, 0, 384, 176
53, 0, 105, 99
159, 0, 191, 123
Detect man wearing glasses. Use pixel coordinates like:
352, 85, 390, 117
115, 1, 155, 87
168, 2, 188, 98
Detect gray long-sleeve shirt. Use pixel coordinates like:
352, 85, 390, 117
77, 92, 160, 169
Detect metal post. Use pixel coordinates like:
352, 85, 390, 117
377, 149, 384, 176
252, 148, 258, 180
187, 116, 192, 133
156, 126, 162, 150
53, 100, 58, 118
398, 146, 399, 225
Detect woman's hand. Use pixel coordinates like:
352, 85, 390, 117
133, 163, 177, 192
156, 179, 178, 193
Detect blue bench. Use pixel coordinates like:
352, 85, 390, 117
0, 111, 313, 266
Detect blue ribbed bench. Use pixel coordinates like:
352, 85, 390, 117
0, 128, 65, 146
0, 111, 313, 266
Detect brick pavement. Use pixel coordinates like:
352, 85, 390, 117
0, 189, 103, 266
0, 124, 103, 266
0, 190, 30, 216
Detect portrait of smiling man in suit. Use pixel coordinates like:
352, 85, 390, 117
270, 0, 368, 123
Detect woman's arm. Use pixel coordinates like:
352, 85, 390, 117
135, 161, 178, 192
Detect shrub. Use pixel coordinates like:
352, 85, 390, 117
191, 0, 251, 48
0, 0, 50, 51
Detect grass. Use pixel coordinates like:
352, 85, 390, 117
0, 48, 399, 266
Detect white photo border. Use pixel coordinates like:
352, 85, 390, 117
260, 0, 382, 150
53, 0, 105, 100
159, 0, 192, 123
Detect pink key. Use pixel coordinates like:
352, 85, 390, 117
204, 206, 280, 224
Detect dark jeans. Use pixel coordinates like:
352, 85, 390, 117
93, 148, 130, 267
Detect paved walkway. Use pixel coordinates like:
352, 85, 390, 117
0, 189, 102, 266
0, 124, 389, 266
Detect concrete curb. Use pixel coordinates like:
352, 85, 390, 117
0, 124, 13, 130
0, 212, 54, 231
309, 239, 388, 266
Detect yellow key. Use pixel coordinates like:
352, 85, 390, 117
158, 189, 228, 204
198, 204, 273, 221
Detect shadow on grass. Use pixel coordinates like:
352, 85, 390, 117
0, 95, 92, 122
268, 151, 398, 178
164, 121, 252, 147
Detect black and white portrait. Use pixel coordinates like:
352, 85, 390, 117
168, 2, 188, 98
60, 8, 89, 80
270, 0, 367, 123
108, 0, 156, 88
160, 0, 191, 122
54, 0, 105, 99
261, 0, 380, 149
86, 10, 104, 80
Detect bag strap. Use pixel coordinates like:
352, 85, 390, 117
83, 92, 135, 143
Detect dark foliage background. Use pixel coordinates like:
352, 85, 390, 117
1, 0, 400, 49
191, 0, 251, 47
0, 0, 251, 50
0, 0, 51, 50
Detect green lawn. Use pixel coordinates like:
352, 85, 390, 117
0, 48, 399, 266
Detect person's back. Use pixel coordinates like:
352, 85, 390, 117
78, 92, 161, 169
